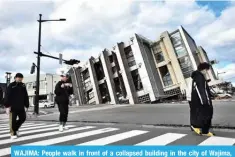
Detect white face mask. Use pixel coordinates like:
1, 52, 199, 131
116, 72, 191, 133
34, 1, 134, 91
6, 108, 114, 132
201, 70, 207, 76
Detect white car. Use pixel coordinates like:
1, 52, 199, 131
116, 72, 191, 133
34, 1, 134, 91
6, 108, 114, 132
39, 100, 55, 108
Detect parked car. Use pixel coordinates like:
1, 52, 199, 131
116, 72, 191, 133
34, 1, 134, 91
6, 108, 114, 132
39, 100, 55, 108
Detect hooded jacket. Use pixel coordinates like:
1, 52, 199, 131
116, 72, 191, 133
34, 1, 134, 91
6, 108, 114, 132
4, 81, 29, 111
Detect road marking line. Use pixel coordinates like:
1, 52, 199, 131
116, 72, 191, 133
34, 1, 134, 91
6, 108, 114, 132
0, 124, 59, 138
0, 123, 34, 128
0, 126, 96, 156
0, 125, 77, 145
135, 133, 187, 145
0, 123, 42, 131
199, 136, 235, 145
24, 127, 119, 146
0, 123, 48, 134
78, 130, 148, 145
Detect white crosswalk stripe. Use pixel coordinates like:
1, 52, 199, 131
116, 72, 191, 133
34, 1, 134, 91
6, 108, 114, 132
199, 136, 235, 145
0, 122, 234, 157
0, 123, 47, 133
78, 130, 148, 145
136, 133, 187, 145
0, 122, 34, 128
0, 124, 68, 139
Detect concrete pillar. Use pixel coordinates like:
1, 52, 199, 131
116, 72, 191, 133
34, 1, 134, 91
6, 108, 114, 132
100, 50, 118, 104
69, 67, 86, 106
159, 41, 178, 85
88, 58, 102, 104
114, 42, 138, 104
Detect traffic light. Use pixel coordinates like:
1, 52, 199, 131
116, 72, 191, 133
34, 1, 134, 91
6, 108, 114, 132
64, 59, 80, 65
30, 63, 36, 74
210, 60, 218, 65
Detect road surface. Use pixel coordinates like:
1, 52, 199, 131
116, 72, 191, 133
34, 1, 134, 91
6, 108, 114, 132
30, 101, 235, 128
0, 120, 234, 157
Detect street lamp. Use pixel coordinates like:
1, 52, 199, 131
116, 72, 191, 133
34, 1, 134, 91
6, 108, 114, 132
34, 14, 66, 115
5, 72, 12, 86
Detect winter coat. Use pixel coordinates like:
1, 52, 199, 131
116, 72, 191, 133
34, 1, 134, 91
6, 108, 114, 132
190, 70, 213, 128
54, 81, 73, 104
4, 81, 29, 111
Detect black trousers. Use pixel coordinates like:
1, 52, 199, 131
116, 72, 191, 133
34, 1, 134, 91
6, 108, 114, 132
57, 102, 69, 124
9, 110, 26, 136
201, 119, 211, 134
189, 101, 212, 134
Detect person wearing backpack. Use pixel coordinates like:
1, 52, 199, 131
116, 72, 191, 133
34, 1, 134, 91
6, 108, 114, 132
189, 62, 214, 136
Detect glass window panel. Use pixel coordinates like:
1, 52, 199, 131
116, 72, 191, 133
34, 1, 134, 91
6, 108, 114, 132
154, 52, 164, 63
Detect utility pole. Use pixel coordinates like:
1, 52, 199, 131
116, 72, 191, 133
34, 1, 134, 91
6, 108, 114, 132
34, 14, 42, 115
34, 14, 66, 115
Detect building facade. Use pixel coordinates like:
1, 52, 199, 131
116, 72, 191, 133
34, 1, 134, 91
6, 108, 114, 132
69, 26, 218, 105
23, 74, 61, 106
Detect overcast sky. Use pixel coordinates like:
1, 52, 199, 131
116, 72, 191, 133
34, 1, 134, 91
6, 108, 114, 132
0, 0, 234, 85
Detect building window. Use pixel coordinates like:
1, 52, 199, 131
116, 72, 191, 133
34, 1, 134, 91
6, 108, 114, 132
109, 55, 114, 63
128, 60, 136, 67
178, 56, 193, 78
124, 46, 133, 59
84, 81, 91, 88
88, 92, 94, 100
170, 31, 187, 58
171, 31, 194, 78
94, 60, 105, 81
111, 66, 117, 74
153, 43, 161, 53
154, 52, 164, 63
131, 69, 143, 91
82, 69, 90, 81
159, 66, 173, 87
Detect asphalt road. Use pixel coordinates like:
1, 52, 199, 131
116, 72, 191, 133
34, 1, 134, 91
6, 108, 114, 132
0, 120, 234, 157
30, 101, 235, 128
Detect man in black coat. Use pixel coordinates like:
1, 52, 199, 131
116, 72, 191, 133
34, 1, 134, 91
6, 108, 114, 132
4, 73, 29, 139
54, 73, 73, 132
190, 62, 214, 136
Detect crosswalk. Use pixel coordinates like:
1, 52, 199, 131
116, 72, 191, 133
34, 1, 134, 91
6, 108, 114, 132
0, 121, 234, 156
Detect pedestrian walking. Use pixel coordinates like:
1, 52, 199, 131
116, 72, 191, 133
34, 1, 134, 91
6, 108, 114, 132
54, 73, 73, 132
189, 62, 214, 136
4, 73, 29, 139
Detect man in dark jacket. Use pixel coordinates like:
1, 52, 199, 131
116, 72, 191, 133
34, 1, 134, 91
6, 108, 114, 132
54, 73, 73, 132
4, 73, 29, 139
190, 62, 214, 136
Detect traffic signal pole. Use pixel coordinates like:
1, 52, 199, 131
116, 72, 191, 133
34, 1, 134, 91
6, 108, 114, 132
34, 14, 42, 115
34, 52, 80, 65
32, 51, 80, 115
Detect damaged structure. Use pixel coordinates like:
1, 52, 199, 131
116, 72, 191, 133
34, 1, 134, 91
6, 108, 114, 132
68, 26, 219, 105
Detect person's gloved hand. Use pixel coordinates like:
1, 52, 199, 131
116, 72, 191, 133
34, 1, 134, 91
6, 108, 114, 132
61, 84, 65, 88
6, 107, 11, 115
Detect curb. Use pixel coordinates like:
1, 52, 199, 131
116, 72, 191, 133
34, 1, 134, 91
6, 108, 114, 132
33, 104, 133, 118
